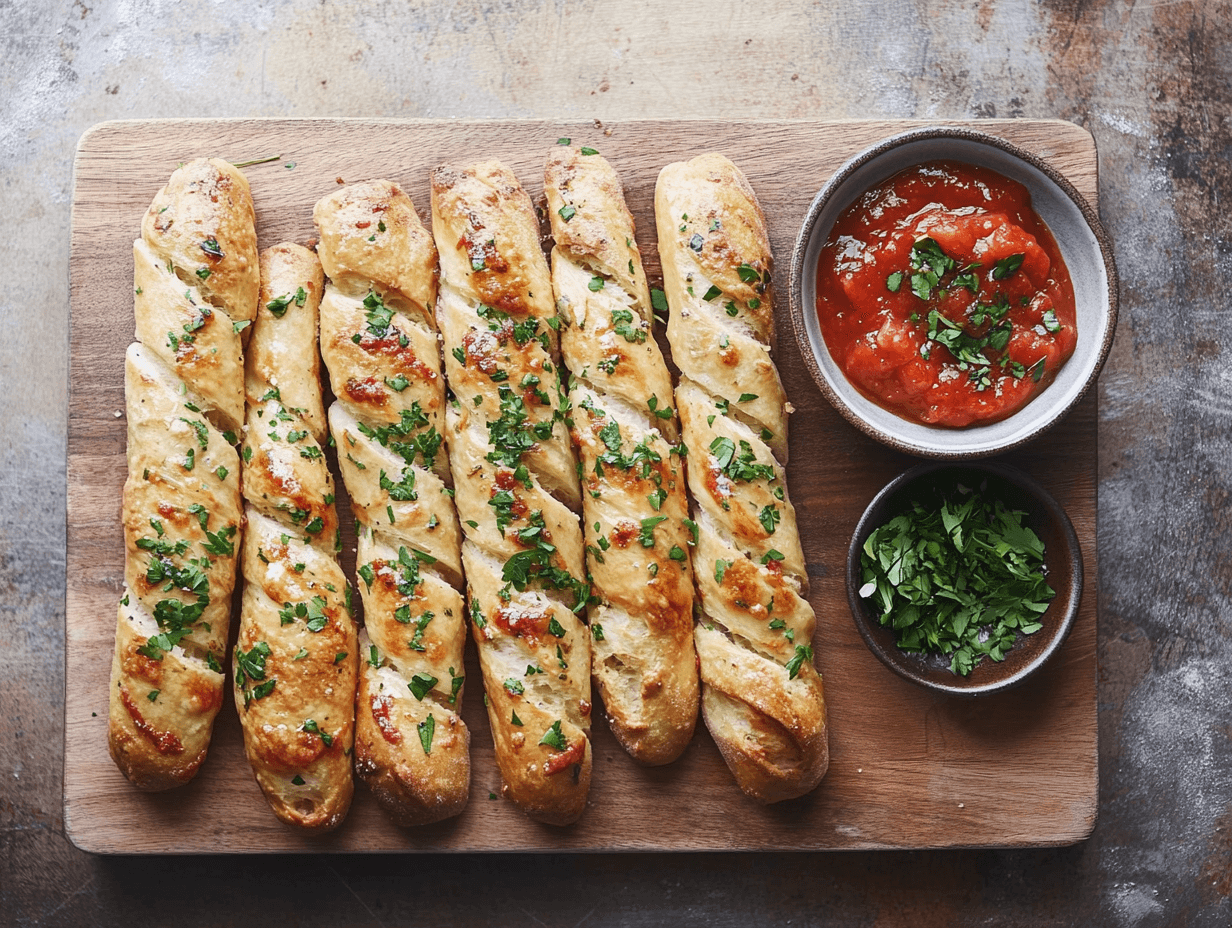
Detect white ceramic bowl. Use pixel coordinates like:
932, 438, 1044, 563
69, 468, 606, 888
788, 126, 1118, 459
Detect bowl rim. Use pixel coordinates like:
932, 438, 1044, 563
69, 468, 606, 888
845, 460, 1084, 697
787, 124, 1120, 460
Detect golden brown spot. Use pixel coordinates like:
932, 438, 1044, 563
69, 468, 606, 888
704, 464, 733, 505
461, 330, 498, 376
610, 520, 638, 548
120, 687, 184, 755
184, 671, 222, 714
722, 558, 765, 615
121, 645, 163, 685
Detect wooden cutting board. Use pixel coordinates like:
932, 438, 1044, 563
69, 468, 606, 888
65, 118, 1099, 853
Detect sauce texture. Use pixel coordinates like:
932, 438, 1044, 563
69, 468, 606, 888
816, 161, 1077, 427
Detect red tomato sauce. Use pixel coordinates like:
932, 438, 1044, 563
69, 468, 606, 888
815, 161, 1077, 427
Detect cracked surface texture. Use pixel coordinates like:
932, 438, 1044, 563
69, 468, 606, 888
3, 0, 1231, 924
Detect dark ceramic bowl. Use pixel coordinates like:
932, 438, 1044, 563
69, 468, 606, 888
846, 461, 1083, 697
789, 125, 1119, 459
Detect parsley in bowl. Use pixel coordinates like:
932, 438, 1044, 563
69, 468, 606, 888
846, 462, 1082, 697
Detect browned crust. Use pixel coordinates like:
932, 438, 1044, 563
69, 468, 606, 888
544, 146, 699, 766
235, 244, 356, 832
141, 158, 260, 332
107, 337, 239, 792
657, 154, 828, 803
315, 181, 471, 828
432, 160, 592, 825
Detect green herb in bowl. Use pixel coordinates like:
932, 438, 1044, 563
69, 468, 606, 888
858, 485, 1055, 676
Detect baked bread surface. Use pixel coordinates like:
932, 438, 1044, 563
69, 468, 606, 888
315, 179, 470, 826
656, 153, 828, 803
234, 244, 357, 832
108, 158, 255, 791
432, 160, 592, 825
544, 146, 699, 765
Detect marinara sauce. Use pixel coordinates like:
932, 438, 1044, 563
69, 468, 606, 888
816, 160, 1077, 427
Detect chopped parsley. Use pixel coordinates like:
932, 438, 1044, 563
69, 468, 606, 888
992, 253, 1025, 280
785, 644, 814, 680
356, 403, 442, 469
362, 290, 396, 336
639, 516, 667, 548
235, 641, 274, 706
301, 719, 333, 747
409, 673, 438, 701
539, 720, 568, 750
858, 485, 1055, 676
709, 436, 775, 483
418, 714, 435, 755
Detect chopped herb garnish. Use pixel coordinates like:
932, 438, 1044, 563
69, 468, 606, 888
992, 253, 1025, 280
301, 719, 333, 747
539, 720, 568, 750
858, 485, 1055, 676
785, 644, 814, 680
417, 714, 435, 754
409, 673, 438, 701
639, 515, 667, 548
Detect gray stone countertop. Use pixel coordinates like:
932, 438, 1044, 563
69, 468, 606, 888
3, 1, 1229, 925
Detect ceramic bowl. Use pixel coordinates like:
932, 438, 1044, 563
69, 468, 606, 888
788, 125, 1118, 459
846, 461, 1083, 697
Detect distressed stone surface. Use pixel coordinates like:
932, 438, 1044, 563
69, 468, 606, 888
2, 0, 1230, 924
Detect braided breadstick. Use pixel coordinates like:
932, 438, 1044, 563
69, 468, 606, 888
315, 180, 470, 826
108, 159, 257, 790
432, 161, 592, 825
235, 244, 356, 831
656, 153, 828, 802
543, 146, 698, 765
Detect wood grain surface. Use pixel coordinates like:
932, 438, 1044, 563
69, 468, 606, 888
65, 118, 1099, 853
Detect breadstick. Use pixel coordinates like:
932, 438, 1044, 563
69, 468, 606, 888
432, 160, 592, 825
544, 145, 698, 765
108, 159, 257, 790
235, 244, 356, 831
656, 153, 829, 802
315, 180, 469, 826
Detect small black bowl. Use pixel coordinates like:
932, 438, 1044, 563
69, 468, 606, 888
846, 461, 1083, 697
